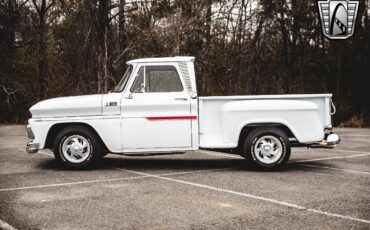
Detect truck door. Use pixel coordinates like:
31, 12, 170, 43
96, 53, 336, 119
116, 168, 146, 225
121, 63, 193, 150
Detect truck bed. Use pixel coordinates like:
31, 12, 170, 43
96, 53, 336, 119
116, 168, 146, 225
198, 94, 333, 148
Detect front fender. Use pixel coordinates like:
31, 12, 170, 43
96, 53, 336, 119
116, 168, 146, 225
28, 116, 121, 152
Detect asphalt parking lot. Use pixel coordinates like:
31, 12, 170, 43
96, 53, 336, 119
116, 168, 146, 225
0, 125, 369, 229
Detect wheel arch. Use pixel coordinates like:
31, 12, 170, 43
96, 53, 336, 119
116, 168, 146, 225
44, 122, 109, 153
237, 122, 297, 150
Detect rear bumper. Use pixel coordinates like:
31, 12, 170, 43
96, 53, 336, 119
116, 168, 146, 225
310, 133, 341, 149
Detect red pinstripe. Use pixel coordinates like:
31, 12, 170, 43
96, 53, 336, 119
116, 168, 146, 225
146, 116, 197, 121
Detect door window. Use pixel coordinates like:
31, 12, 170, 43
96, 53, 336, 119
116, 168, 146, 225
145, 66, 183, 92
130, 65, 184, 93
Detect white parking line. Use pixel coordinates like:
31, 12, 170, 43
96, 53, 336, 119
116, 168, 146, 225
199, 148, 370, 163
328, 149, 370, 154
124, 169, 370, 224
18, 149, 53, 157
340, 138, 369, 143
39, 150, 53, 156
339, 134, 370, 137
0, 219, 17, 230
298, 164, 370, 175
112, 167, 230, 176
202, 148, 370, 174
0, 175, 148, 192
293, 153, 370, 163
197, 150, 242, 159
0, 168, 229, 192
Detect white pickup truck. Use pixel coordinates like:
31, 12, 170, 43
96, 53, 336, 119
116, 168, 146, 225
26, 56, 340, 169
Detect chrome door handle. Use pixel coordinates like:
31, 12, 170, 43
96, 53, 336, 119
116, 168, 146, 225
175, 97, 188, 101
125, 93, 134, 99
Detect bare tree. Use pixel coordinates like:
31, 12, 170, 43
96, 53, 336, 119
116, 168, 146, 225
30, 0, 55, 98
0, 0, 369, 125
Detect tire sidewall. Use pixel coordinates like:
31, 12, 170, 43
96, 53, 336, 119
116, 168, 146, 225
53, 126, 101, 168
245, 128, 290, 169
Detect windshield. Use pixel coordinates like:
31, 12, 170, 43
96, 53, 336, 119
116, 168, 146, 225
112, 65, 133, 92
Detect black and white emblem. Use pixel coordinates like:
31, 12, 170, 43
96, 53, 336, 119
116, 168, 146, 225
318, 0, 359, 39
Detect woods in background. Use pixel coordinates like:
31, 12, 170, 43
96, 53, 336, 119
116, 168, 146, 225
0, 0, 369, 126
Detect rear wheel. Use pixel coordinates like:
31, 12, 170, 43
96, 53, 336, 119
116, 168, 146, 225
244, 127, 291, 169
53, 126, 102, 169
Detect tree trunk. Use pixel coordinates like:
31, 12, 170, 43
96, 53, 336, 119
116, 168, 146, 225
118, 0, 127, 74
279, 11, 289, 92
179, 1, 192, 55
32, 0, 50, 99
7, 0, 17, 52
97, 0, 112, 93
204, 0, 212, 48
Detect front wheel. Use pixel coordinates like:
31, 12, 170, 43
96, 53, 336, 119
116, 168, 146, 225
53, 126, 102, 169
244, 127, 291, 169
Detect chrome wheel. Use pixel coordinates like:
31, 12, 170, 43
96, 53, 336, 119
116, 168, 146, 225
254, 135, 283, 164
62, 135, 91, 164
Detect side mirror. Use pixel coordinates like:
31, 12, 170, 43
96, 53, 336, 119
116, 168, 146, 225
140, 83, 145, 93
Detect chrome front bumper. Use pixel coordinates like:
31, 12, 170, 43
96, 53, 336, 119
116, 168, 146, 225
26, 141, 39, 153
310, 133, 341, 149
26, 125, 39, 153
